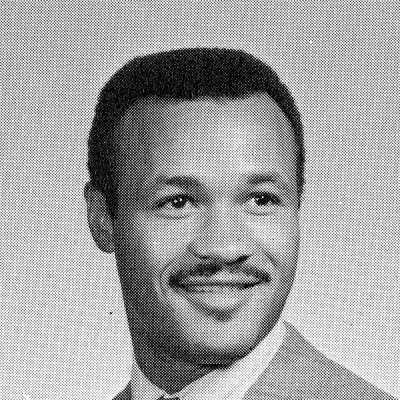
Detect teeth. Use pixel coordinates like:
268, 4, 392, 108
183, 284, 251, 293
178, 275, 261, 287
172, 270, 264, 291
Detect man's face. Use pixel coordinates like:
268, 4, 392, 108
113, 94, 300, 364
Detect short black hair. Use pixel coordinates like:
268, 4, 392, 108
87, 48, 304, 218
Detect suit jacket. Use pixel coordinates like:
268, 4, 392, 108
113, 322, 395, 400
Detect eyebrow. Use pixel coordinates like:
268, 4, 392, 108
246, 172, 281, 186
243, 172, 294, 194
144, 172, 293, 193
145, 175, 203, 192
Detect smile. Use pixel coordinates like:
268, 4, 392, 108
180, 282, 258, 292
170, 269, 266, 314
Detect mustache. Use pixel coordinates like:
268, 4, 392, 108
169, 262, 271, 286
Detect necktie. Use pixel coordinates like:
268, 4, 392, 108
157, 396, 180, 400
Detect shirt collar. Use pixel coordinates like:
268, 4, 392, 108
131, 319, 285, 400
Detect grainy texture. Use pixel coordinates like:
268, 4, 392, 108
2, 2, 398, 399
112, 323, 396, 400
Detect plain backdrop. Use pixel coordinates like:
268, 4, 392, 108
1, 1, 398, 399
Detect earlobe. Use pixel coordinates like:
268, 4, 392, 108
84, 182, 115, 253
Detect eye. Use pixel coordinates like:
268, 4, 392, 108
253, 193, 280, 206
246, 192, 281, 213
160, 195, 191, 209
155, 194, 197, 218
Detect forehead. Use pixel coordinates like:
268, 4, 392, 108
115, 94, 297, 188
117, 94, 292, 142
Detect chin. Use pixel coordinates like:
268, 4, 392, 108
173, 321, 268, 365
144, 276, 290, 366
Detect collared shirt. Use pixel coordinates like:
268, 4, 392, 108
131, 319, 285, 400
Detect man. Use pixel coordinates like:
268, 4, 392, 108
85, 48, 394, 399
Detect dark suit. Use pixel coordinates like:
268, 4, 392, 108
113, 322, 395, 400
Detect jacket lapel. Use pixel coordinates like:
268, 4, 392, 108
114, 322, 393, 400
113, 381, 131, 400
242, 321, 326, 400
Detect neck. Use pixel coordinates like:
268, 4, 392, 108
132, 328, 216, 394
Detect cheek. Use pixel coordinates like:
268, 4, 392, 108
116, 215, 196, 278
251, 214, 300, 262
141, 217, 197, 262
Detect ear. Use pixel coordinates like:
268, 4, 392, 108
84, 182, 115, 253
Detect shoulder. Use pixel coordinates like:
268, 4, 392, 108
244, 322, 396, 400
112, 324, 395, 400
112, 381, 131, 400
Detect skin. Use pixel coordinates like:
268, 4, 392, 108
85, 93, 301, 394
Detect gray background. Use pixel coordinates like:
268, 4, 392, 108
1, 1, 398, 399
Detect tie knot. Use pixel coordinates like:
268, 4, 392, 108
158, 396, 180, 400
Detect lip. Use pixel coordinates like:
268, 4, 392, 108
173, 282, 263, 315
170, 270, 265, 314
179, 282, 258, 292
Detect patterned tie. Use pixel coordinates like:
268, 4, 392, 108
157, 396, 180, 400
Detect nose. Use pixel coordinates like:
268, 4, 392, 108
187, 203, 253, 265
